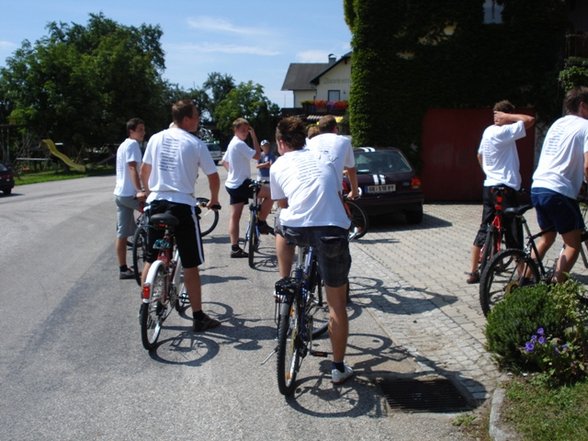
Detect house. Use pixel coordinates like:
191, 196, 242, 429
281, 52, 351, 108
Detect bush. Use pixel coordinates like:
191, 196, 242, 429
485, 280, 588, 385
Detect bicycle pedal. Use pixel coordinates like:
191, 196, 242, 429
310, 350, 328, 358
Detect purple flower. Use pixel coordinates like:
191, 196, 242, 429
525, 341, 535, 352
531, 335, 538, 342
538, 336, 546, 345
537, 327, 545, 336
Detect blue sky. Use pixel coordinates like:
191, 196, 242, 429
0, 0, 352, 108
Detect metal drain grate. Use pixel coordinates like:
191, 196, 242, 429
378, 377, 472, 413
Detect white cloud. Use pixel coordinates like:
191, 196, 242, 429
296, 50, 330, 63
187, 16, 266, 36
171, 42, 279, 56
0, 41, 17, 49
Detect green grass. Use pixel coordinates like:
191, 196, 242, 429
14, 166, 114, 186
503, 375, 588, 441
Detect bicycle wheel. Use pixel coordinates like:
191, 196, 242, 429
196, 197, 219, 237
277, 295, 302, 396
478, 228, 495, 275
140, 260, 167, 351
479, 249, 540, 317
247, 210, 259, 268
346, 200, 368, 240
132, 225, 148, 286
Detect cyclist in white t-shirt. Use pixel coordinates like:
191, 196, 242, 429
270, 116, 353, 385
113, 117, 146, 280
140, 99, 221, 332
466, 101, 535, 284
221, 118, 273, 258
307, 115, 359, 199
531, 87, 588, 283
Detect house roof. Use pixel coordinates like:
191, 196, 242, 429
281, 62, 330, 91
310, 51, 352, 85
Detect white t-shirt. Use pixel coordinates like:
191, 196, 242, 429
532, 115, 588, 199
477, 120, 526, 190
113, 138, 142, 197
223, 135, 255, 189
143, 127, 217, 206
307, 133, 355, 189
270, 149, 350, 229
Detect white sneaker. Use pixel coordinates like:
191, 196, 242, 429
331, 364, 353, 384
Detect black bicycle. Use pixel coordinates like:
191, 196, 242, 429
132, 197, 219, 285
344, 196, 368, 241
245, 180, 270, 268
274, 244, 330, 396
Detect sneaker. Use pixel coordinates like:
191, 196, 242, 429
119, 268, 135, 280
257, 221, 274, 235
465, 271, 480, 284
331, 364, 354, 384
230, 247, 249, 258
192, 313, 221, 332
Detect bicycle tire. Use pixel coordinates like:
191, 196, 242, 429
247, 210, 259, 268
479, 227, 495, 275
346, 200, 368, 240
196, 197, 219, 237
140, 260, 167, 351
479, 249, 540, 317
276, 295, 301, 396
132, 225, 148, 286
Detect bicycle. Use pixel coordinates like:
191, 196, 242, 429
245, 180, 272, 268
479, 203, 588, 317
344, 196, 368, 241
131, 197, 219, 285
139, 210, 185, 351
273, 244, 330, 396
477, 186, 511, 276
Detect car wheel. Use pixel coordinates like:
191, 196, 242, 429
405, 206, 423, 224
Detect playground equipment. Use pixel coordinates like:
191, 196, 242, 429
41, 139, 85, 172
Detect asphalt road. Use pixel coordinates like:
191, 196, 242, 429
0, 172, 468, 441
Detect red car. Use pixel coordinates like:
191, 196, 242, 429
343, 147, 424, 223
0, 163, 14, 195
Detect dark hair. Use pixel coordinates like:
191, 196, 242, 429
126, 117, 144, 135
318, 114, 337, 133
307, 125, 320, 139
172, 99, 198, 123
276, 117, 306, 150
493, 100, 514, 113
563, 87, 588, 115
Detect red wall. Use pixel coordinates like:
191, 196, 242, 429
420, 108, 535, 202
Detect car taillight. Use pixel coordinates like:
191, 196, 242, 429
411, 177, 422, 189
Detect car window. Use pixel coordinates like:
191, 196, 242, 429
354, 151, 412, 174
0, 163, 8, 172
207, 143, 220, 152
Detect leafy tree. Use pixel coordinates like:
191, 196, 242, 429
214, 81, 280, 145
0, 13, 171, 155
202, 72, 235, 122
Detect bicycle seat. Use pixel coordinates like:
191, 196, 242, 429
504, 204, 533, 217
149, 213, 179, 228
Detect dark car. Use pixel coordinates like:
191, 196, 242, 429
0, 163, 14, 195
343, 147, 424, 224
206, 142, 222, 164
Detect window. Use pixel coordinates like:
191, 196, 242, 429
483, 0, 503, 24
328, 90, 341, 102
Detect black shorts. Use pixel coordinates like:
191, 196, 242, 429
145, 200, 204, 268
225, 179, 254, 205
473, 186, 522, 249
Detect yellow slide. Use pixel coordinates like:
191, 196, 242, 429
41, 139, 86, 172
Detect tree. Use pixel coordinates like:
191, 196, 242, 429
214, 81, 280, 145
0, 13, 171, 155
202, 72, 235, 122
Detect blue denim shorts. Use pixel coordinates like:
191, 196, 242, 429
279, 225, 351, 287
531, 187, 584, 234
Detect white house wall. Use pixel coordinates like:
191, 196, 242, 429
294, 91, 318, 108
315, 60, 351, 102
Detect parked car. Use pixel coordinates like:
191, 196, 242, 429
206, 142, 222, 164
0, 163, 15, 195
343, 147, 424, 224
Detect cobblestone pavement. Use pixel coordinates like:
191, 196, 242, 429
349, 203, 588, 403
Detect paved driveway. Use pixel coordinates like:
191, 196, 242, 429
350, 203, 588, 401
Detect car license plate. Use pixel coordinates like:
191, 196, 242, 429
366, 184, 396, 193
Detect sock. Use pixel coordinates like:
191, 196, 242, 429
231, 244, 240, 251
120, 265, 129, 272
193, 310, 206, 320
332, 361, 345, 372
